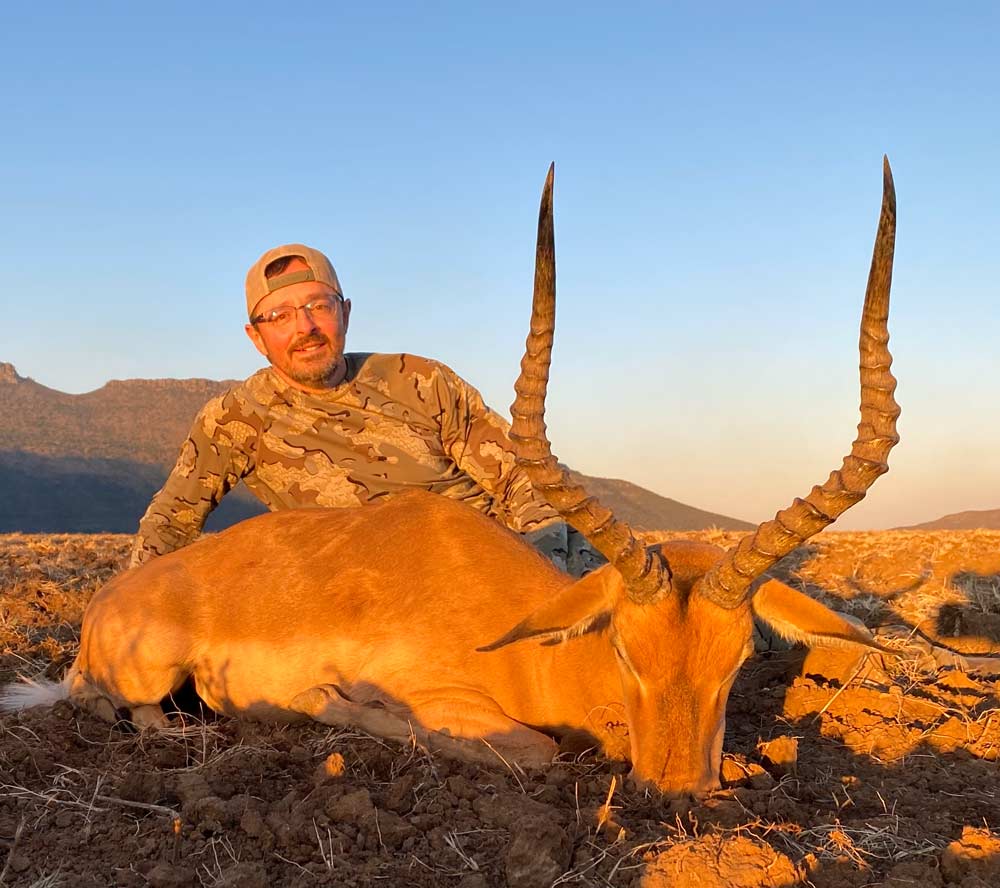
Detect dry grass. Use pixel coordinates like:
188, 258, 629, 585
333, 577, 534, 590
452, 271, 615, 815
0, 534, 130, 683
640, 528, 1000, 651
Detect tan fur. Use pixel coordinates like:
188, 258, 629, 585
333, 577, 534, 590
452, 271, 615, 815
44, 490, 874, 797
752, 579, 884, 649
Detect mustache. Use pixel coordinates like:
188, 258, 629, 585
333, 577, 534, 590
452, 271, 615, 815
289, 334, 330, 352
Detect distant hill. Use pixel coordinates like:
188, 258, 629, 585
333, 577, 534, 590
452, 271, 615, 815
897, 509, 1000, 531
566, 470, 754, 532
0, 361, 752, 534
0, 361, 237, 464
0, 451, 264, 534
0, 361, 263, 533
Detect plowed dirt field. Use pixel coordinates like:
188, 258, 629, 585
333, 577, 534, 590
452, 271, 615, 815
2, 530, 999, 887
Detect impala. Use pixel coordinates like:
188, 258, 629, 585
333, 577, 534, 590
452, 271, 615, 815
1, 160, 899, 795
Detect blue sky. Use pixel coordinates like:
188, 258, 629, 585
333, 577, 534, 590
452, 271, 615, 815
2, 3, 998, 529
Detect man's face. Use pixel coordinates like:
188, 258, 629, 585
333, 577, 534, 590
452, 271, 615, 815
244, 260, 352, 392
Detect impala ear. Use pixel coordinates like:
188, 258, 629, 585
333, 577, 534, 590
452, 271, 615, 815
751, 579, 885, 650
477, 568, 622, 652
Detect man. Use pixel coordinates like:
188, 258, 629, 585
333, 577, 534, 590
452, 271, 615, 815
129, 243, 601, 575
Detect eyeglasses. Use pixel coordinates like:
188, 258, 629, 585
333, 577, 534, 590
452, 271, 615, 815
252, 296, 343, 327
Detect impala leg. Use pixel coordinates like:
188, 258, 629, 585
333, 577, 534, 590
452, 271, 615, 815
413, 695, 559, 768
130, 703, 171, 729
292, 685, 454, 754
291, 685, 558, 769
72, 625, 182, 730
67, 668, 169, 727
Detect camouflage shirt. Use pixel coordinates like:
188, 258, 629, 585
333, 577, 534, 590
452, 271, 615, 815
129, 353, 561, 568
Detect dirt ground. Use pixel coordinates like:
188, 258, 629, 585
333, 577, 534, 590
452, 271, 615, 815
1, 530, 999, 887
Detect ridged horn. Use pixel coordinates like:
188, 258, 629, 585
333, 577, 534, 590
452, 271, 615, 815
509, 164, 672, 604
700, 156, 900, 608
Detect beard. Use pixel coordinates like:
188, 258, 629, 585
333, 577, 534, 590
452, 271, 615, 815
273, 334, 343, 388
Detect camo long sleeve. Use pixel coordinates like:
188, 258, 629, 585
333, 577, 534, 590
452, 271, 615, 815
129, 353, 559, 568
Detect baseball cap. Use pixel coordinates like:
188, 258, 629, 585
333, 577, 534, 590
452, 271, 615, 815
245, 243, 343, 319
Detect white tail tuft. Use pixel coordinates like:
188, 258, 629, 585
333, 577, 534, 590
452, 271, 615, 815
0, 674, 71, 712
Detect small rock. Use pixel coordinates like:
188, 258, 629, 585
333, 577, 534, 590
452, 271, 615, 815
239, 808, 273, 844
800, 645, 869, 686
941, 826, 1000, 884
757, 736, 798, 776
7, 853, 30, 874
446, 774, 478, 801
374, 808, 417, 849
474, 791, 563, 830
641, 834, 803, 887
189, 795, 227, 832
721, 759, 771, 789
383, 774, 415, 813
170, 771, 212, 807
720, 758, 749, 786
326, 788, 376, 824
505, 815, 572, 888
937, 668, 981, 692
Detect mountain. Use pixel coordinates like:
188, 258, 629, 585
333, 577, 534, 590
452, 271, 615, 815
566, 471, 754, 532
0, 362, 264, 533
0, 362, 237, 464
0, 361, 751, 534
897, 509, 1000, 531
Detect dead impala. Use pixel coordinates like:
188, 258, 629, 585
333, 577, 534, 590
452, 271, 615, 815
1, 160, 899, 796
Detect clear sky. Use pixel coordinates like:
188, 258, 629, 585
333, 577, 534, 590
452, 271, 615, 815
2, 3, 997, 530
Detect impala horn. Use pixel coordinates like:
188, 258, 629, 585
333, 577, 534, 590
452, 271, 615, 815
699, 156, 900, 608
509, 164, 672, 604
